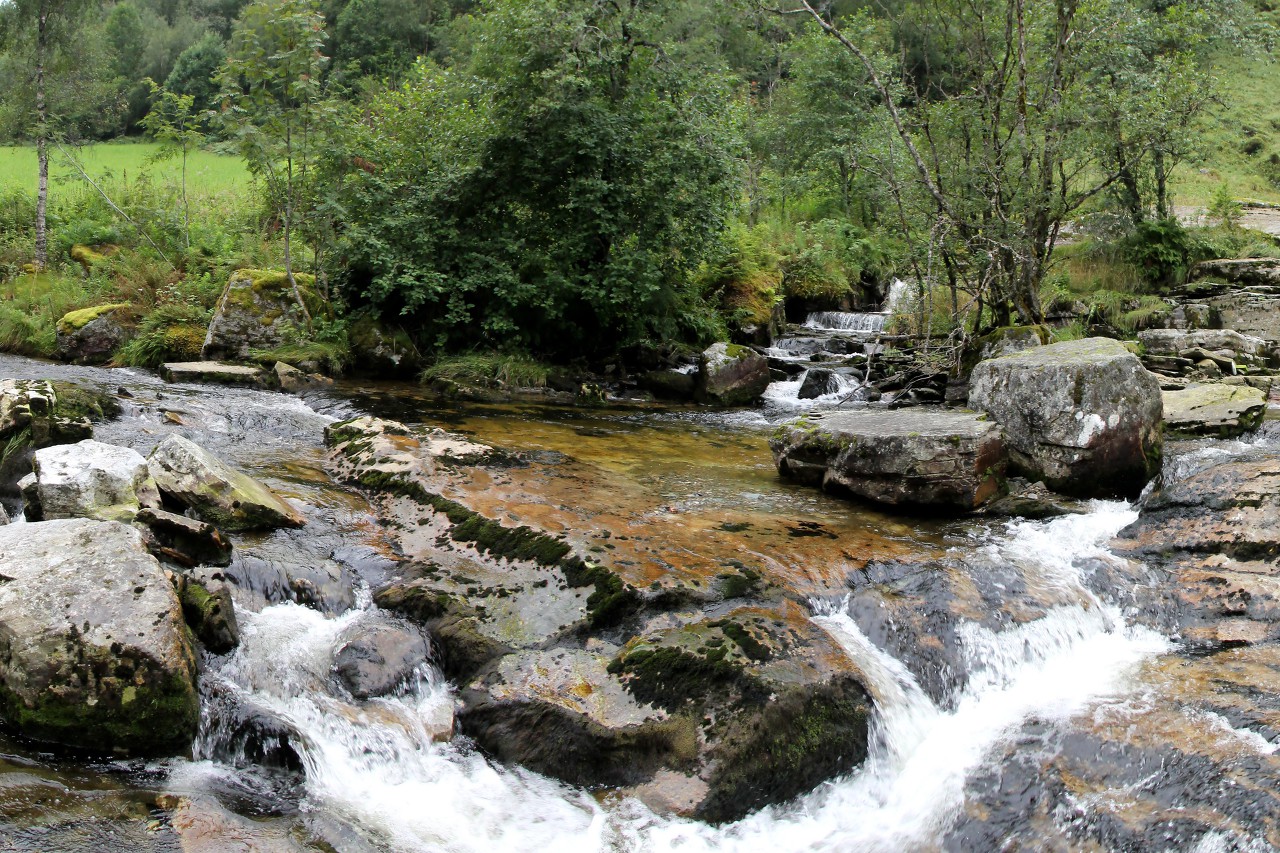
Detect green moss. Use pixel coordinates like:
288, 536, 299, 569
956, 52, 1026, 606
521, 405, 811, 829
710, 620, 771, 661
56, 303, 130, 335
607, 646, 749, 711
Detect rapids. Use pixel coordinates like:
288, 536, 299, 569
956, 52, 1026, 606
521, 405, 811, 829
0, 352, 1276, 852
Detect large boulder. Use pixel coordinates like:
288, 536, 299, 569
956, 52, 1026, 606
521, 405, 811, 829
696, 343, 770, 406
0, 380, 117, 489
202, 269, 318, 362
770, 409, 1008, 511
1162, 384, 1267, 438
54, 303, 131, 365
0, 519, 199, 754
332, 619, 429, 699
147, 434, 305, 531
968, 337, 1163, 498
22, 439, 160, 522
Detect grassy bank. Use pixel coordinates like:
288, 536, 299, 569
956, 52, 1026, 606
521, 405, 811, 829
0, 142, 248, 198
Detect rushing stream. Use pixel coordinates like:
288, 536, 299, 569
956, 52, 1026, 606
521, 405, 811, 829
0, 353, 1277, 851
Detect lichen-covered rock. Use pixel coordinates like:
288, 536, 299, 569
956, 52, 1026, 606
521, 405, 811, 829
696, 343, 770, 406
1138, 328, 1276, 370
770, 409, 1008, 511
202, 269, 319, 362
54, 303, 131, 365
969, 337, 1163, 498
332, 618, 428, 699
1162, 384, 1267, 438
135, 507, 232, 567
0, 519, 199, 754
273, 361, 331, 393
147, 434, 305, 531
24, 439, 160, 522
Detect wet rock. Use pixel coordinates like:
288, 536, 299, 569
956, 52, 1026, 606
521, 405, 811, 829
0, 519, 199, 754
135, 506, 233, 567
159, 361, 271, 389
273, 361, 331, 394
982, 479, 1089, 520
172, 572, 239, 654
54, 303, 132, 365
1162, 384, 1267, 438
770, 408, 1007, 511
332, 619, 428, 699
23, 439, 160, 522
156, 793, 308, 853
1113, 451, 1280, 648
0, 380, 115, 489
696, 343, 770, 406
969, 337, 1163, 498
797, 367, 843, 399
202, 269, 319, 362
348, 310, 421, 378
638, 368, 698, 401
148, 434, 305, 531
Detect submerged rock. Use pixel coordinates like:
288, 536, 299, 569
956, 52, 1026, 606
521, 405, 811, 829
202, 269, 319, 362
697, 343, 770, 406
1162, 384, 1267, 438
0, 519, 199, 754
23, 439, 160, 522
147, 434, 305, 531
54, 303, 132, 365
770, 409, 1007, 511
969, 337, 1163, 498
332, 619, 429, 699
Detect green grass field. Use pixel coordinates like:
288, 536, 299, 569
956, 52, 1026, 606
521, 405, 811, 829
0, 141, 249, 199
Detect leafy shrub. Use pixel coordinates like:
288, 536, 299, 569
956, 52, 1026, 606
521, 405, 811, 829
114, 302, 212, 367
1120, 218, 1194, 290
421, 352, 550, 389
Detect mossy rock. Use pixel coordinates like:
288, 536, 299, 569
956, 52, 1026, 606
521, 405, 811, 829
203, 269, 326, 362
55, 303, 131, 336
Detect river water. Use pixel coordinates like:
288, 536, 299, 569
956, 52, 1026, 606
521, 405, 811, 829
0, 353, 1276, 852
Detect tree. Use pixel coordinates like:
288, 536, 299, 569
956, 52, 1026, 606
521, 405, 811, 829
0, 0, 95, 269
140, 79, 207, 249
164, 32, 226, 115
217, 0, 331, 329
338, 0, 743, 359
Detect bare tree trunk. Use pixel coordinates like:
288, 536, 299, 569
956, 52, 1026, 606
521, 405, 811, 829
34, 8, 49, 271
282, 141, 313, 333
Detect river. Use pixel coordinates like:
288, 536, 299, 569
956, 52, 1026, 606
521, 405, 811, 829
0, 353, 1276, 852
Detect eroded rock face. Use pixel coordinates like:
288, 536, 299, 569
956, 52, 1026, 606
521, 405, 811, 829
1112, 451, 1280, 650
0, 519, 199, 754
135, 506, 233, 567
1190, 258, 1280, 288
770, 409, 1007, 511
202, 269, 317, 362
969, 338, 1163, 498
697, 343, 770, 406
327, 416, 872, 822
24, 439, 160, 522
1162, 384, 1267, 438
148, 434, 305, 531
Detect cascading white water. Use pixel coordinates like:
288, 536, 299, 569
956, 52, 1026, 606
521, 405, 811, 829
803, 311, 888, 333
191, 500, 1169, 853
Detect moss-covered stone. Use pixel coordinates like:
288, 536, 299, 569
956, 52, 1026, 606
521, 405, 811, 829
56, 303, 131, 336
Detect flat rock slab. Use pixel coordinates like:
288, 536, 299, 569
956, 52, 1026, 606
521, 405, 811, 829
160, 362, 270, 388
770, 408, 1007, 511
1163, 384, 1267, 438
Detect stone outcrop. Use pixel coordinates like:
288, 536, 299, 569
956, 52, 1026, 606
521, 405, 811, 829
770, 409, 1007, 511
1189, 258, 1280, 288
1162, 384, 1267, 438
22, 439, 160, 522
969, 337, 1163, 498
348, 311, 421, 378
202, 269, 319, 362
326, 416, 873, 822
1112, 451, 1280, 649
697, 343, 770, 406
1138, 328, 1277, 379
54, 304, 132, 365
0, 519, 199, 754
147, 434, 305, 531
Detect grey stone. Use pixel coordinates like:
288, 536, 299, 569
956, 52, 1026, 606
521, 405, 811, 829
1162, 384, 1267, 438
159, 361, 271, 388
0, 519, 198, 754
770, 408, 1008, 510
969, 337, 1163, 498
54, 304, 131, 365
25, 439, 160, 522
147, 434, 305, 531
696, 343, 770, 406
202, 269, 316, 362
135, 506, 233, 567
332, 620, 429, 699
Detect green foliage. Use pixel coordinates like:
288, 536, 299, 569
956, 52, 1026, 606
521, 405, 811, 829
1120, 218, 1195, 290
421, 352, 550, 390
164, 33, 226, 115
114, 301, 211, 366
1208, 182, 1243, 227
340, 0, 742, 360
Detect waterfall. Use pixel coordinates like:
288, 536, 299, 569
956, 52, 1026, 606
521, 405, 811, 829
192, 501, 1168, 853
803, 312, 888, 333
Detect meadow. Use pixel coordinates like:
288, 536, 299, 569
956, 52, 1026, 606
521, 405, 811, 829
0, 141, 249, 199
